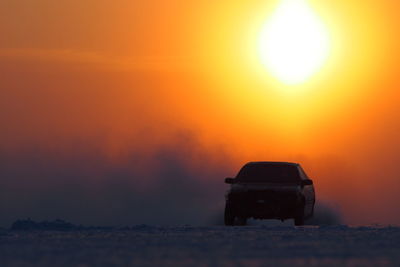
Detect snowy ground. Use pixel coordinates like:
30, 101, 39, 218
0, 225, 399, 267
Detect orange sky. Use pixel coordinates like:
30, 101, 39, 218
0, 0, 400, 225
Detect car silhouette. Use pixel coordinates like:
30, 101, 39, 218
224, 162, 315, 226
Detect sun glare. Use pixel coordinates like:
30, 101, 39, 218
259, 0, 330, 85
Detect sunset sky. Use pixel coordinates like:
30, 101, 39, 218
0, 0, 399, 226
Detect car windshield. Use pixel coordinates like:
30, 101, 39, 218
236, 164, 300, 183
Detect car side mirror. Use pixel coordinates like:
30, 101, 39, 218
302, 179, 313, 186
225, 178, 236, 184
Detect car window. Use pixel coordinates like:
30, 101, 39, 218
298, 166, 309, 180
236, 164, 301, 183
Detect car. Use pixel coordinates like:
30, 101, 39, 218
224, 161, 315, 226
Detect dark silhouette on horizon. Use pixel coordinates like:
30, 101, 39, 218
224, 162, 316, 226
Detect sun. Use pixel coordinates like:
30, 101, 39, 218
259, 0, 331, 85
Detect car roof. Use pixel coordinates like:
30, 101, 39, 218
245, 161, 299, 166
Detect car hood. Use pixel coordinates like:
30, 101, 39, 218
230, 183, 301, 193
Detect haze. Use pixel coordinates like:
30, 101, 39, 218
0, 0, 399, 226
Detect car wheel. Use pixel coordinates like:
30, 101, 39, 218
224, 202, 235, 226
236, 217, 247, 226
294, 215, 304, 226
294, 200, 305, 226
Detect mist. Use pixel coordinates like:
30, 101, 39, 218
0, 132, 237, 227
0, 52, 399, 227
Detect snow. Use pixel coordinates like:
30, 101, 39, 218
0, 225, 399, 266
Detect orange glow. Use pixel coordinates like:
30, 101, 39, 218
0, 0, 400, 224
